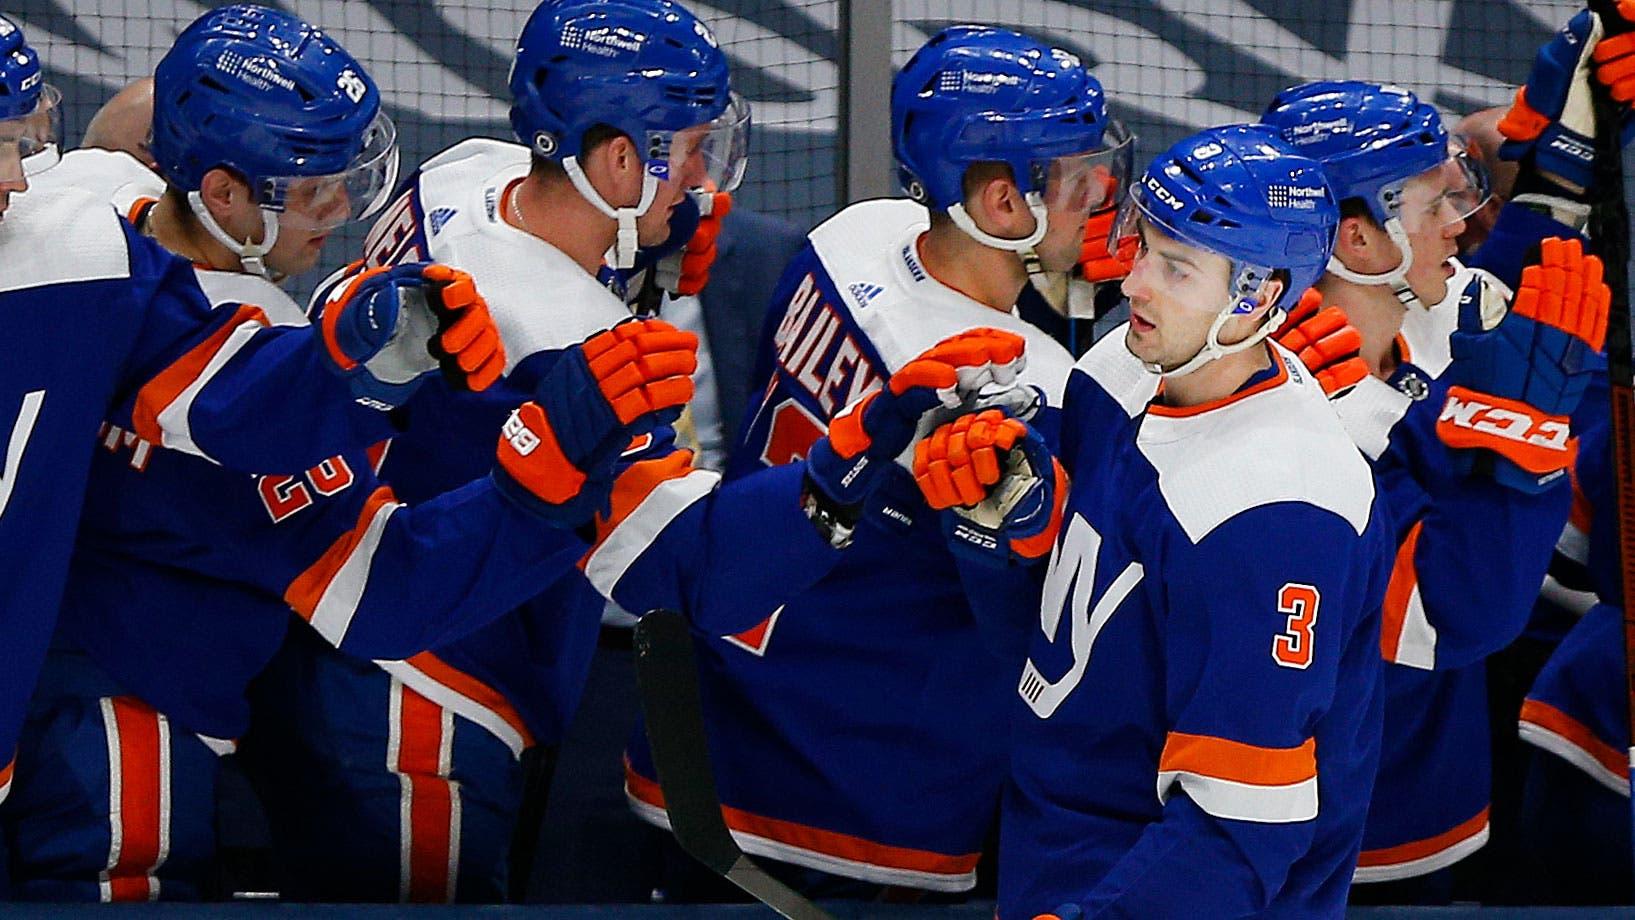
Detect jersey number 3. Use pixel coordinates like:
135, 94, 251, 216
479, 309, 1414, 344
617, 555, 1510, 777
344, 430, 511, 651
1272, 583, 1320, 670
0, 390, 45, 520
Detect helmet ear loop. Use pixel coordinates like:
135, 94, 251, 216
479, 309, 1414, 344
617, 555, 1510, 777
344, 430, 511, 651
562, 154, 660, 270
185, 189, 280, 279
945, 191, 1052, 277
1324, 214, 1423, 310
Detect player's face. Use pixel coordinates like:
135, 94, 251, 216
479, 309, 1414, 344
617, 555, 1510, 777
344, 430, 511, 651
0, 146, 26, 221
1036, 156, 1118, 272
635, 126, 712, 248
1398, 161, 1474, 305
1121, 218, 1238, 368
265, 178, 350, 276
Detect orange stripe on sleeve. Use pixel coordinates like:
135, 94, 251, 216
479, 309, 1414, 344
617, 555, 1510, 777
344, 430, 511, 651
1380, 521, 1424, 662
131, 304, 269, 445
1158, 732, 1317, 787
584, 450, 696, 559
284, 485, 399, 619
1520, 699, 1629, 780
1357, 807, 1490, 868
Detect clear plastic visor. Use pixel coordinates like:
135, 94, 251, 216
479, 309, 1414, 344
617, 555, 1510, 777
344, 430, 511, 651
1110, 194, 1254, 313
646, 91, 752, 193
1036, 119, 1134, 216
0, 84, 63, 183
257, 110, 400, 232
1392, 142, 1489, 235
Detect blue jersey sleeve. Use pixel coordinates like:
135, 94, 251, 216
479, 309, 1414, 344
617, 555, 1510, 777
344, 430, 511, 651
110, 224, 397, 473
1075, 504, 1387, 917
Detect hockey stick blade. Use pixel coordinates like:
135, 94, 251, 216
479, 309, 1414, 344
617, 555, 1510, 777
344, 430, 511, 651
633, 609, 835, 920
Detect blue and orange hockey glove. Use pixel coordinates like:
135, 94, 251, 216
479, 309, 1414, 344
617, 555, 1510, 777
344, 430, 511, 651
665, 190, 732, 297
1273, 289, 1369, 398
317, 262, 505, 408
802, 328, 1028, 545
1499, 6, 1635, 193
1439, 237, 1609, 493
494, 318, 698, 526
914, 408, 1065, 567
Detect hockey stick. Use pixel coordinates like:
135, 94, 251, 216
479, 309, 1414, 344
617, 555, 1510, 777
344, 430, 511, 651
633, 609, 835, 920
1584, 0, 1635, 877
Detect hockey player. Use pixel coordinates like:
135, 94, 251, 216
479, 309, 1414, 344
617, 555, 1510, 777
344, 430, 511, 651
616, 25, 1130, 897
0, 6, 691, 901
915, 123, 1391, 919
242, 1, 1032, 902
1259, 51, 1615, 896
0, 7, 508, 857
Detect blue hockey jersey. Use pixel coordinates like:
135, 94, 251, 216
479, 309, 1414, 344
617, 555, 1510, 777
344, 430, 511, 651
349, 139, 845, 749
624, 199, 1077, 891
999, 331, 1390, 920
36, 150, 594, 754
0, 178, 408, 799
1332, 205, 1580, 882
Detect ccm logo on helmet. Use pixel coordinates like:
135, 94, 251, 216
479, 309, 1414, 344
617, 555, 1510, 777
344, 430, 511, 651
1439, 394, 1571, 452
1144, 175, 1185, 211
502, 410, 541, 457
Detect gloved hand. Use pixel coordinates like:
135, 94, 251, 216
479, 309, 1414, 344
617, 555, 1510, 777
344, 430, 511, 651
914, 408, 1066, 566
660, 190, 732, 297
1593, 0, 1635, 102
317, 262, 505, 408
1079, 205, 1135, 285
493, 318, 698, 526
1439, 236, 1609, 492
1272, 289, 1369, 398
805, 328, 1028, 515
1498, 8, 1632, 192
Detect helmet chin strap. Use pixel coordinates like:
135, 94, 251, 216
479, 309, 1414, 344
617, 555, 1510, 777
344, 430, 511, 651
562, 155, 659, 270
187, 191, 279, 279
1144, 268, 1285, 379
947, 191, 1051, 281
1324, 216, 1423, 310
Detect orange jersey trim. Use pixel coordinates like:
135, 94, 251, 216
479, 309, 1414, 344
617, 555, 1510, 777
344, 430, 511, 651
1380, 521, 1424, 663
585, 450, 695, 559
1148, 347, 1289, 418
131, 304, 270, 446
401, 651, 535, 751
1158, 731, 1317, 786
1521, 699, 1628, 781
624, 758, 980, 877
284, 484, 398, 619
1357, 806, 1490, 868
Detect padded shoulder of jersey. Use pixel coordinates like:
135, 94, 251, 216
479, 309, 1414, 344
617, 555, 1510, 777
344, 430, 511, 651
1137, 344, 1376, 543
807, 198, 1075, 403
31, 148, 165, 216
413, 137, 625, 364
0, 185, 132, 293
194, 269, 306, 327
1073, 323, 1162, 418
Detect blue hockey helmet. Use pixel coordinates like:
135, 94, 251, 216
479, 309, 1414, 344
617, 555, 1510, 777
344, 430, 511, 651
0, 14, 62, 183
1261, 80, 1487, 303
508, 0, 749, 267
1114, 123, 1338, 376
893, 25, 1131, 262
151, 5, 399, 274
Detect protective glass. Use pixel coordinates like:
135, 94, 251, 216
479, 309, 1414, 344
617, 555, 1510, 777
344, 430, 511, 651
1036, 119, 1134, 216
0, 84, 63, 183
258, 111, 400, 232
649, 91, 752, 193
1393, 142, 1490, 235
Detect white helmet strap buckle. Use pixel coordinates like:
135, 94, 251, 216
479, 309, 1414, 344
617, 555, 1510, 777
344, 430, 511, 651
186, 190, 280, 279
1325, 216, 1423, 310
563, 155, 659, 270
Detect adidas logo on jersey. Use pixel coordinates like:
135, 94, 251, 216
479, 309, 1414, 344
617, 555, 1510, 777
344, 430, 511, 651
848, 282, 885, 308
428, 207, 457, 235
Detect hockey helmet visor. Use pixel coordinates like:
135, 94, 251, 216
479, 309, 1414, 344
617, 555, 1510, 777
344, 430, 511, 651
1038, 118, 1134, 216
649, 90, 750, 193
256, 110, 399, 233
1391, 139, 1489, 236
0, 83, 61, 183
